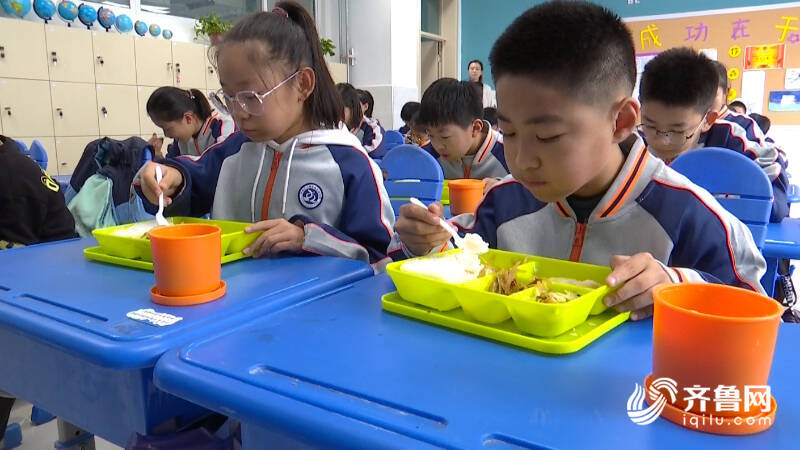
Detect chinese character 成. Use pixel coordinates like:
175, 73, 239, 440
641, 24, 662, 49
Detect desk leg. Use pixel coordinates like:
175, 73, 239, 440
54, 420, 95, 450
763, 257, 779, 298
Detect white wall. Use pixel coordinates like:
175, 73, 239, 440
348, 0, 420, 129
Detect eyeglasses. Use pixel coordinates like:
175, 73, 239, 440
210, 71, 299, 116
636, 116, 707, 146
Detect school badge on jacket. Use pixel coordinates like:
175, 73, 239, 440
299, 183, 323, 209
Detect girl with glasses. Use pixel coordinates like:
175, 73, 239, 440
137, 1, 395, 272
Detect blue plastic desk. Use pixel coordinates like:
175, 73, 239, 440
0, 238, 373, 445
762, 219, 800, 296
154, 274, 800, 449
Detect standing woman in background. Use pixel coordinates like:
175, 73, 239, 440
467, 59, 497, 108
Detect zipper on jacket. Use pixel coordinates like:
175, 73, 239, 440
569, 222, 587, 262
260, 151, 283, 220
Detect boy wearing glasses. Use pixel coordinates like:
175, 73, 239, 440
638, 47, 788, 221
392, 2, 767, 321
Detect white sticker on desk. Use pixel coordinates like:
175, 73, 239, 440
126, 309, 183, 327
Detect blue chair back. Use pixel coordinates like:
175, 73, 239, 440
382, 144, 444, 215
29, 140, 48, 170
670, 147, 772, 249
15, 139, 29, 156
382, 130, 405, 154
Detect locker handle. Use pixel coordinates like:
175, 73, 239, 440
208, 66, 214, 75
166, 62, 173, 71
101, 107, 108, 117
51, 51, 57, 65
97, 56, 104, 66
4, 107, 10, 116
0, 46, 5, 59
56, 108, 63, 117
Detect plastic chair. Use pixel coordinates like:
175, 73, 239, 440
14, 140, 29, 156
29, 140, 48, 170
671, 147, 772, 249
670, 148, 774, 294
381, 144, 444, 216
381, 130, 405, 154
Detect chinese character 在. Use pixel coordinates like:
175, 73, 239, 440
641, 24, 662, 49
683, 385, 711, 413
732, 19, 750, 40
776, 16, 799, 42
713, 385, 741, 412
744, 385, 772, 413
685, 22, 709, 41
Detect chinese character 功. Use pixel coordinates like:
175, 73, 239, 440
776, 16, 799, 42
744, 385, 771, 413
686, 22, 709, 41
641, 24, 662, 49
713, 385, 741, 412
684, 385, 711, 413
732, 19, 750, 40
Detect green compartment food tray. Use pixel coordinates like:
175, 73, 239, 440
382, 292, 629, 354
89, 217, 259, 265
386, 249, 621, 338
84, 246, 249, 271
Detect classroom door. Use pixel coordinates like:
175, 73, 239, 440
96, 85, 140, 137
93, 32, 137, 86
45, 25, 96, 83
0, 78, 54, 137
0, 18, 49, 80
50, 82, 100, 137
171, 42, 206, 90
420, 36, 442, 94
135, 37, 174, 87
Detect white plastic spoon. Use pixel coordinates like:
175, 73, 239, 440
408, 197, 465, 248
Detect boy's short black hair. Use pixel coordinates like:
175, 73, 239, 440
418, 78, 482, 128
712, 60, 729, 92
639, 47, 718, 113
729, 100, 747, 113
483, 107, 498, 126
400, 101, 420, 123
749, 113, 771, 134
489, 1, 636, 104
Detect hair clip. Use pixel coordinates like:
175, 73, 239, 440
272, 7, 289, 17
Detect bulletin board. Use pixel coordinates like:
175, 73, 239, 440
626, 6, 800, 125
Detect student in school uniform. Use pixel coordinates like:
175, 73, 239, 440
138, 2, 394, 272
418, 78, 509, 190
467, 59, 497, 108
391, 1, 766, 321
399, 101, 420, 136
337, 83, 386, 158
729, 100, 747, 114
405, 111, 429, 147
638, 47, 789, 222
146, 87, 236, 159
358, 89, 386, 157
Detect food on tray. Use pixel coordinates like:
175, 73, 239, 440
548, 278, 602, 288
401, 233, 489, 283
111, 220, 171, 239
487, 262, 583, 303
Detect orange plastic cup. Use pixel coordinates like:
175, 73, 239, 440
149, 223, 225, 305
652, 284, 782, 417
448, 179, 485, 215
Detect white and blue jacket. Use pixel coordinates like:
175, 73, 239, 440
391, 134, 766, 292
355, 117, 386, 158
143, 129, 396, 272
165, 111, 237, 159
422, 123, 509, 180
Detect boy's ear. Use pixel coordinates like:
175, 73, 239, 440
471, 118, 484, 136
296, 67, 316, 102
611, 97, 640, 144
702, 109, 720, 131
